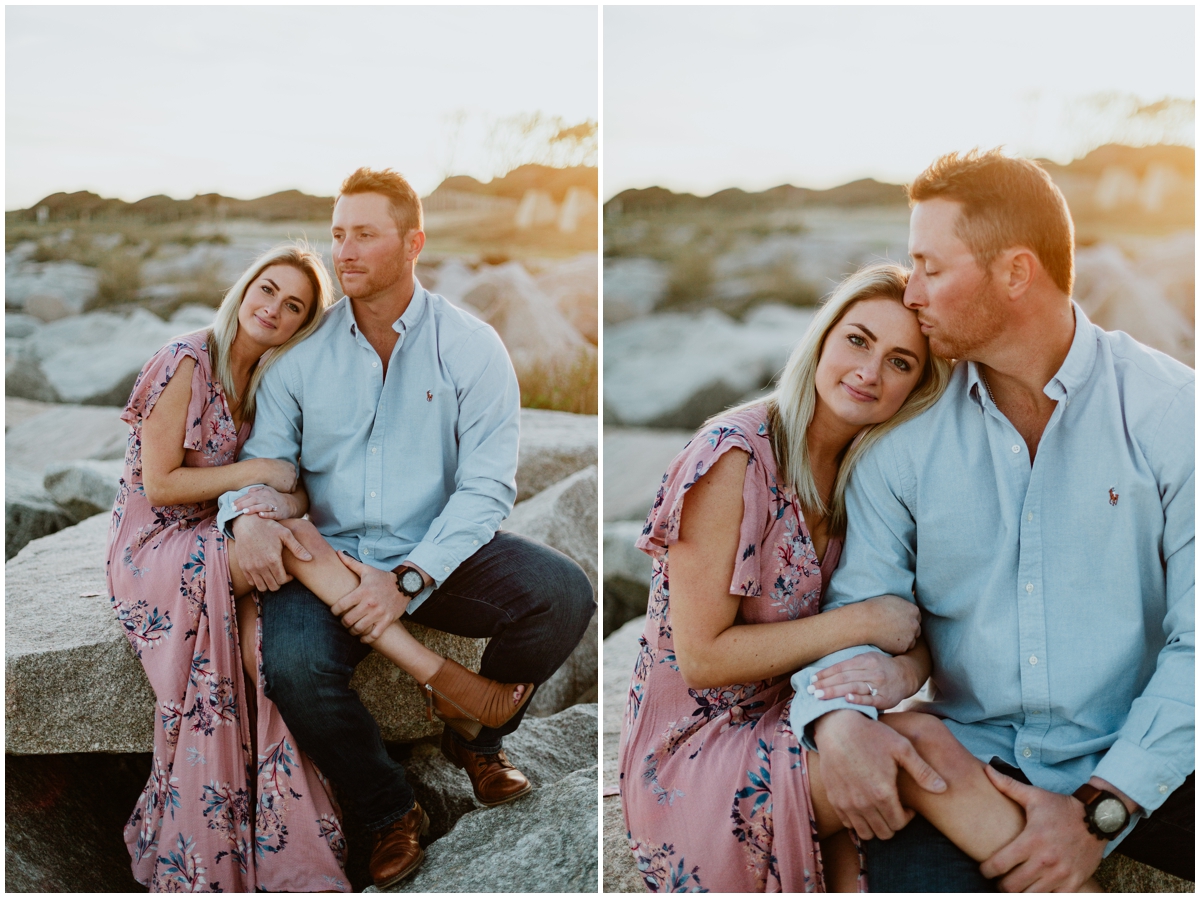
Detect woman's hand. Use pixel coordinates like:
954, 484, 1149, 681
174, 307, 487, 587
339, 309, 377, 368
855, 594, 920, 654
806, 651, 921, 711
234, 486, 296, 520
249, 458, 298, 494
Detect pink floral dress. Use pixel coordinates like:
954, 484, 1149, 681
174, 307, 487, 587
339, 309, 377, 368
106, 332, 349, 892
618, 405, 866, 893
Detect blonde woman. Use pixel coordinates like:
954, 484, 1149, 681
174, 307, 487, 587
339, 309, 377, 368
618, 263, 1078, 892
108, 243, 531, 893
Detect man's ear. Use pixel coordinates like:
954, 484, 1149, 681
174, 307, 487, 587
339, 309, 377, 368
1001, 247, 1037, 299
406, 229, 426, 261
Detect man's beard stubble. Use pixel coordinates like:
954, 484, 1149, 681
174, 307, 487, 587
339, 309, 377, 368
926, 276, 1008, 362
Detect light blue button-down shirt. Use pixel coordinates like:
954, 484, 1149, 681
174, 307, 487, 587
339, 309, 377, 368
217, 282, 520, 614
790, 305, 1194, 828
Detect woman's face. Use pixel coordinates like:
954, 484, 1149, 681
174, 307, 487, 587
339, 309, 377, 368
813, 296, 927, 429
237, 264, 314, 348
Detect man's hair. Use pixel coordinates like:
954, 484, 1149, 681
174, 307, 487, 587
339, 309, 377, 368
338, 167, 424, 236
909, 149, 1074, 296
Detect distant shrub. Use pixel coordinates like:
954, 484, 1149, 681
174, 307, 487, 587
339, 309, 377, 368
518, 347, 597, 415
92, 251, 143, 310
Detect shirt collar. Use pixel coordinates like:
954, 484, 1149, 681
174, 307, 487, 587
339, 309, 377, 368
965, 301, 1097, 409
342, 279, 429, 338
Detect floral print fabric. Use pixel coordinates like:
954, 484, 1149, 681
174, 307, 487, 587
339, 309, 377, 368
106, 332, 348, 892
619, 405, 864, 892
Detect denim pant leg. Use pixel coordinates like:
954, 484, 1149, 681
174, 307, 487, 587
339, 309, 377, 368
260, 579, 414, 832
863, 812, 995, 892
407, 530, 595, 753
1114, 772, 1194, 881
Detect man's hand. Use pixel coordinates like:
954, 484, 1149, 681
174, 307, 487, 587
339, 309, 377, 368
979, 766, 1106, 892
332, 552, 408, 643
232, 513, 309, 592
813, 709, 947, 840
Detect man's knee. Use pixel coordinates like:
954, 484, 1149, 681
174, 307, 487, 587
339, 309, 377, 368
533, 550, 595, 638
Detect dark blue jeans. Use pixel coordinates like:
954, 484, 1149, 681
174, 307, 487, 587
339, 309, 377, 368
259, 530, 595, 831
863, 760, 1195, 891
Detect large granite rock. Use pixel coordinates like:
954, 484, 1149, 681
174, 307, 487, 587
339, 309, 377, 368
43, 459, 126, 522
5, 308, 195, 405
404, 703, 598, 839
602, 427, 692, 522
603, 257, 670, 324
379, 766, 598, 893
461, 261, 596, 379
4, 514, 485, 754
1075, 243, 1194, 366
5, 465, 74, 560
516, 408, 598, 503
603, 520, 652, 637
504, 466, 599, 717
536, 252, 599, 343
5, 403, 129, 473
4, 258, 100, 320
604, 305, 815, 430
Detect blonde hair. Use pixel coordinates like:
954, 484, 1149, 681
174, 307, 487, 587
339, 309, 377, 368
209, 242, 333, 421
721, 262, 952, 536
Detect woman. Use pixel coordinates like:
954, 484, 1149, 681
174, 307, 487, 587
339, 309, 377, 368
108, 244, 529, 892
619, 263, 1083, 892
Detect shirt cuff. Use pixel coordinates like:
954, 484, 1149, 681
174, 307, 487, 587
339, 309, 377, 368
1091, 737, 1189, 815
789, 645, 885, 750
405, 540, 461, 590
216, 486, 258, 538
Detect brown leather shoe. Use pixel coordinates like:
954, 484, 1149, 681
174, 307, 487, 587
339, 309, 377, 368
368, 801, 429, 889
441, 728, 533, 807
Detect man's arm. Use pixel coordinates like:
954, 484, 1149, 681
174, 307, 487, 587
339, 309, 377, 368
405, 325, 520, 586
981, 382, 1195, 892
217, 361, 307, 591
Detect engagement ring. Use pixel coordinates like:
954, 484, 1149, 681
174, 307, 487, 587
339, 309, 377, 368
868, 685, 878, 696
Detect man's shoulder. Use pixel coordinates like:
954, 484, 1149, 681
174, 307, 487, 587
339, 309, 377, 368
872, 361, 972, 449
1098, 327, 1194, 400
423, 290, 507, 358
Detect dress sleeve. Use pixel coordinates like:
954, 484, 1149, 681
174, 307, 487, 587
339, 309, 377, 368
635, 421, 768, 596
120, 339, 203, 435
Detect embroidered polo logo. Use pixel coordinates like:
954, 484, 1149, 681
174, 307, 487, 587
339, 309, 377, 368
426, 390, 433, 402
1109, 487, 1119, 506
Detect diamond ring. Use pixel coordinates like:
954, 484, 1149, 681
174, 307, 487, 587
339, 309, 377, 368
868, 685, 879, 697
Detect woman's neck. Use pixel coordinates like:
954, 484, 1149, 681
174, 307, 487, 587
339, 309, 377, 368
227, 332, 263, 393
805, 398, 861, 479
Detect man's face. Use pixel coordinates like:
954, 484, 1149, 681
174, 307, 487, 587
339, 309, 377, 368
905, 198, 1007, 360
331, 192, 411, 300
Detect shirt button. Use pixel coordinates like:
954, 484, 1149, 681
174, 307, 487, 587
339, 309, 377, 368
1159, 784, 1169, 794
1025, 583, 1034, 593
1026, 512, 1033, 522
1031, 709, 1040, 715
472, 539, 478, 545
372, 361, 379, 368
1029, 655, 1038, 665
363, 548, 371, 555
1011, 445, 1021, 453
371, 447, 377, 454
443, 565, 450, 572
370, 491, 377, 498
1022, 747, 1032, 758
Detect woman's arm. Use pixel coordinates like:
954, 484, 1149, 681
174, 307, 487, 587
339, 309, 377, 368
669, 448, 921, 690
140, 356, 298, 507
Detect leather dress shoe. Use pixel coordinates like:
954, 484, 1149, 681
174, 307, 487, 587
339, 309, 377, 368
369, 801, 429, 889
441, 728, 533, 807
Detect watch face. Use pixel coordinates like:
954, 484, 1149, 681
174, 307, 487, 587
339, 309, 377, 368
401, 570, 424, 594
1094, 798, 1127, 833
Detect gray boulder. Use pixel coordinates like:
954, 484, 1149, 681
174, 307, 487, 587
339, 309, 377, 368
516, 408, 598, 503
602, 426, 693, 522
536, 252, 599, 343
43, 459, 126, 522
603, 520, 651, 637
603, 257, 670, 324
140, 242, 256, 288
6, 312, 42, 338
5, 403, 129, 473
424, 258, 479, 310
4, 258, 100, 321
462, 261, 596, 380
5, 465, 74, 559
5, 308, 196, 405
4, 514, 487, 754
379, 766, 598, 893
504, 466, 599, 717
404, 703, 598, 839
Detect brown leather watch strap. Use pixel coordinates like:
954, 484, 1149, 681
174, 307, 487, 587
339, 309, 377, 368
1072, 784, 1103, 805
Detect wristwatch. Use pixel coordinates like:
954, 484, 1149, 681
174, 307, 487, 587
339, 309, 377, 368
395, 565, 425, 598
1073, 784, 1130, 840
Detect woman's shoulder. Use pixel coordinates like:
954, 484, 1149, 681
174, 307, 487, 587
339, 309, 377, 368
121, 330, 212, 426
152, 330, 212, 370
685, 405, 773, 468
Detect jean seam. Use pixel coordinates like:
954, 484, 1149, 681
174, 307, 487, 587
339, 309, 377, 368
366, 798, 416, 833
425, 589, 520, 626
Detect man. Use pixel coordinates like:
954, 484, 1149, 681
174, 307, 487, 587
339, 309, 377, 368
790, 149, 1193, 891
217, 167, 595, 888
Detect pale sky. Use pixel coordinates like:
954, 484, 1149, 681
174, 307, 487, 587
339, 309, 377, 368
6, 5, 599, 210
605, 6, 1195, 199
